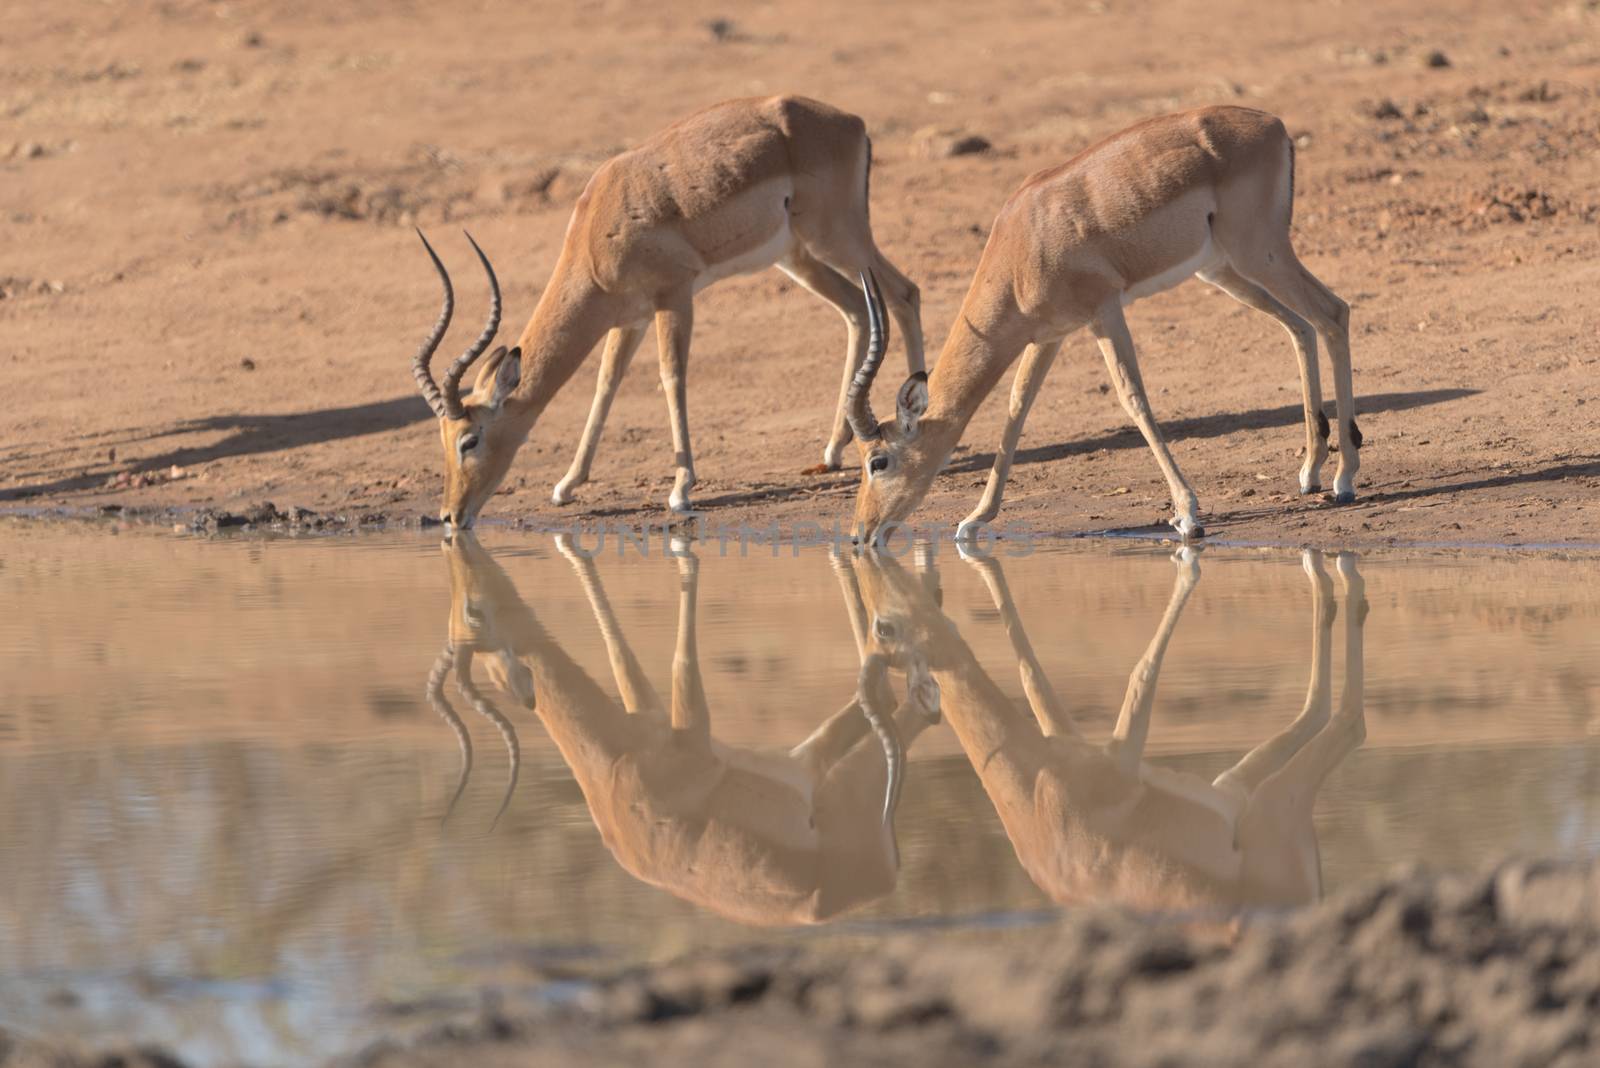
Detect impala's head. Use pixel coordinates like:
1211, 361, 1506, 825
412, 230, 525, 530
438, 529, 539, 708
854, 547, 955, 680
848, 273, 937, 546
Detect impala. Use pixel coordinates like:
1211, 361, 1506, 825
856, 546, 1368, 913
409, 95, 924, 528
429, 532, 939, 924
846, 106, 1360, 544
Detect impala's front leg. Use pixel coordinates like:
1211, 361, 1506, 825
553, 324, 648, 506
957, 340, 1062, 542
1092, 302, 1203, 541
655, 295, 697, 513
670, 546, 710, 740
1106, 546, 1201, 775
556, 533, 665, 720
964, 552, 1076, 738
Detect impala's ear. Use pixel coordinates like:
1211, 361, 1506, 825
896, 371, 929, 437
496, 649, 536, 710
909, 662, 941, 721
473, 346, 509, 393
489, 346, 521, 408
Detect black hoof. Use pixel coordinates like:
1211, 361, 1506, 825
1299, 485, 1322, 497
1184, 524, 1207, 542
1333, 491, 1356, 505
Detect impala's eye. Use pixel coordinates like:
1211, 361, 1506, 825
874, 617, 896, 641
458, 434, 480, 456
868, 453, 891, 476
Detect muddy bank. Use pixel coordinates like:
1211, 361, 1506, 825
7, 858, 1596, 1068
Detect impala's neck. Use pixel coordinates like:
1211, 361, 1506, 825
934, 648, 1047, 773
505, 253, 617, 428
919, 305, 1032, 465
875, 601, 1046, 772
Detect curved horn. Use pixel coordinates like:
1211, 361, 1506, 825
846, 270, 889, 442
439, 230, 502, 419
412, 229, 455, 419
426, 643, 473, 825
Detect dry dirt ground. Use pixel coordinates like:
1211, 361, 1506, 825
3, 0, 1599, 547
6, 859, 1600, 1067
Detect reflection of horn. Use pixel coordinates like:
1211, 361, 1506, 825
830, 548, 871, 659
426, 644, 472, 825
456, 667, 521, 831
854, 653, 904, 826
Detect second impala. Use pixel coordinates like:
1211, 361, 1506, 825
409, 95, 923, 529
847, 106, 1361, 544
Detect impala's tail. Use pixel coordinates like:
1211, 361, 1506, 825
1285, 135, 1296, 228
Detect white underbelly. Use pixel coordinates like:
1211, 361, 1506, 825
693, 222, 793, 293
1122, 238, 1224, 304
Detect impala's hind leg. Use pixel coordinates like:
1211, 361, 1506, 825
1232, 251, 1357, 502
794, 214, 924, 454
789, 551, 879, 773
1212, 133, 1358, 502
868, 250, 925, 379
1213, 550, 1335, 804
1200, 266, 1328, 495
781, 247, 872, 472
1230, 553, 1367, 902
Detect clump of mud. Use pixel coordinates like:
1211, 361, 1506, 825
350, 858, 1600, 1067
184, 500, 394, 533
10, 859, 1595, 1068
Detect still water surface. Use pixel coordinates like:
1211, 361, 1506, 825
1, 523, 1598, 1064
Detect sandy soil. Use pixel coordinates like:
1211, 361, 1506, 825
2, 0, 1598, 547
7, 858, 1598, 1067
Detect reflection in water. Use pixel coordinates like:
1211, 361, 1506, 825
432, 536, 1369, 923
433, 533, 939, 925
3, 526, 1597, 1067
425, 644, 519, 828
857, 547, 1368, 914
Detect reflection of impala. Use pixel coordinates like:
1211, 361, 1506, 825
858, 547, 1367, 913
429, 533, 937, 925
